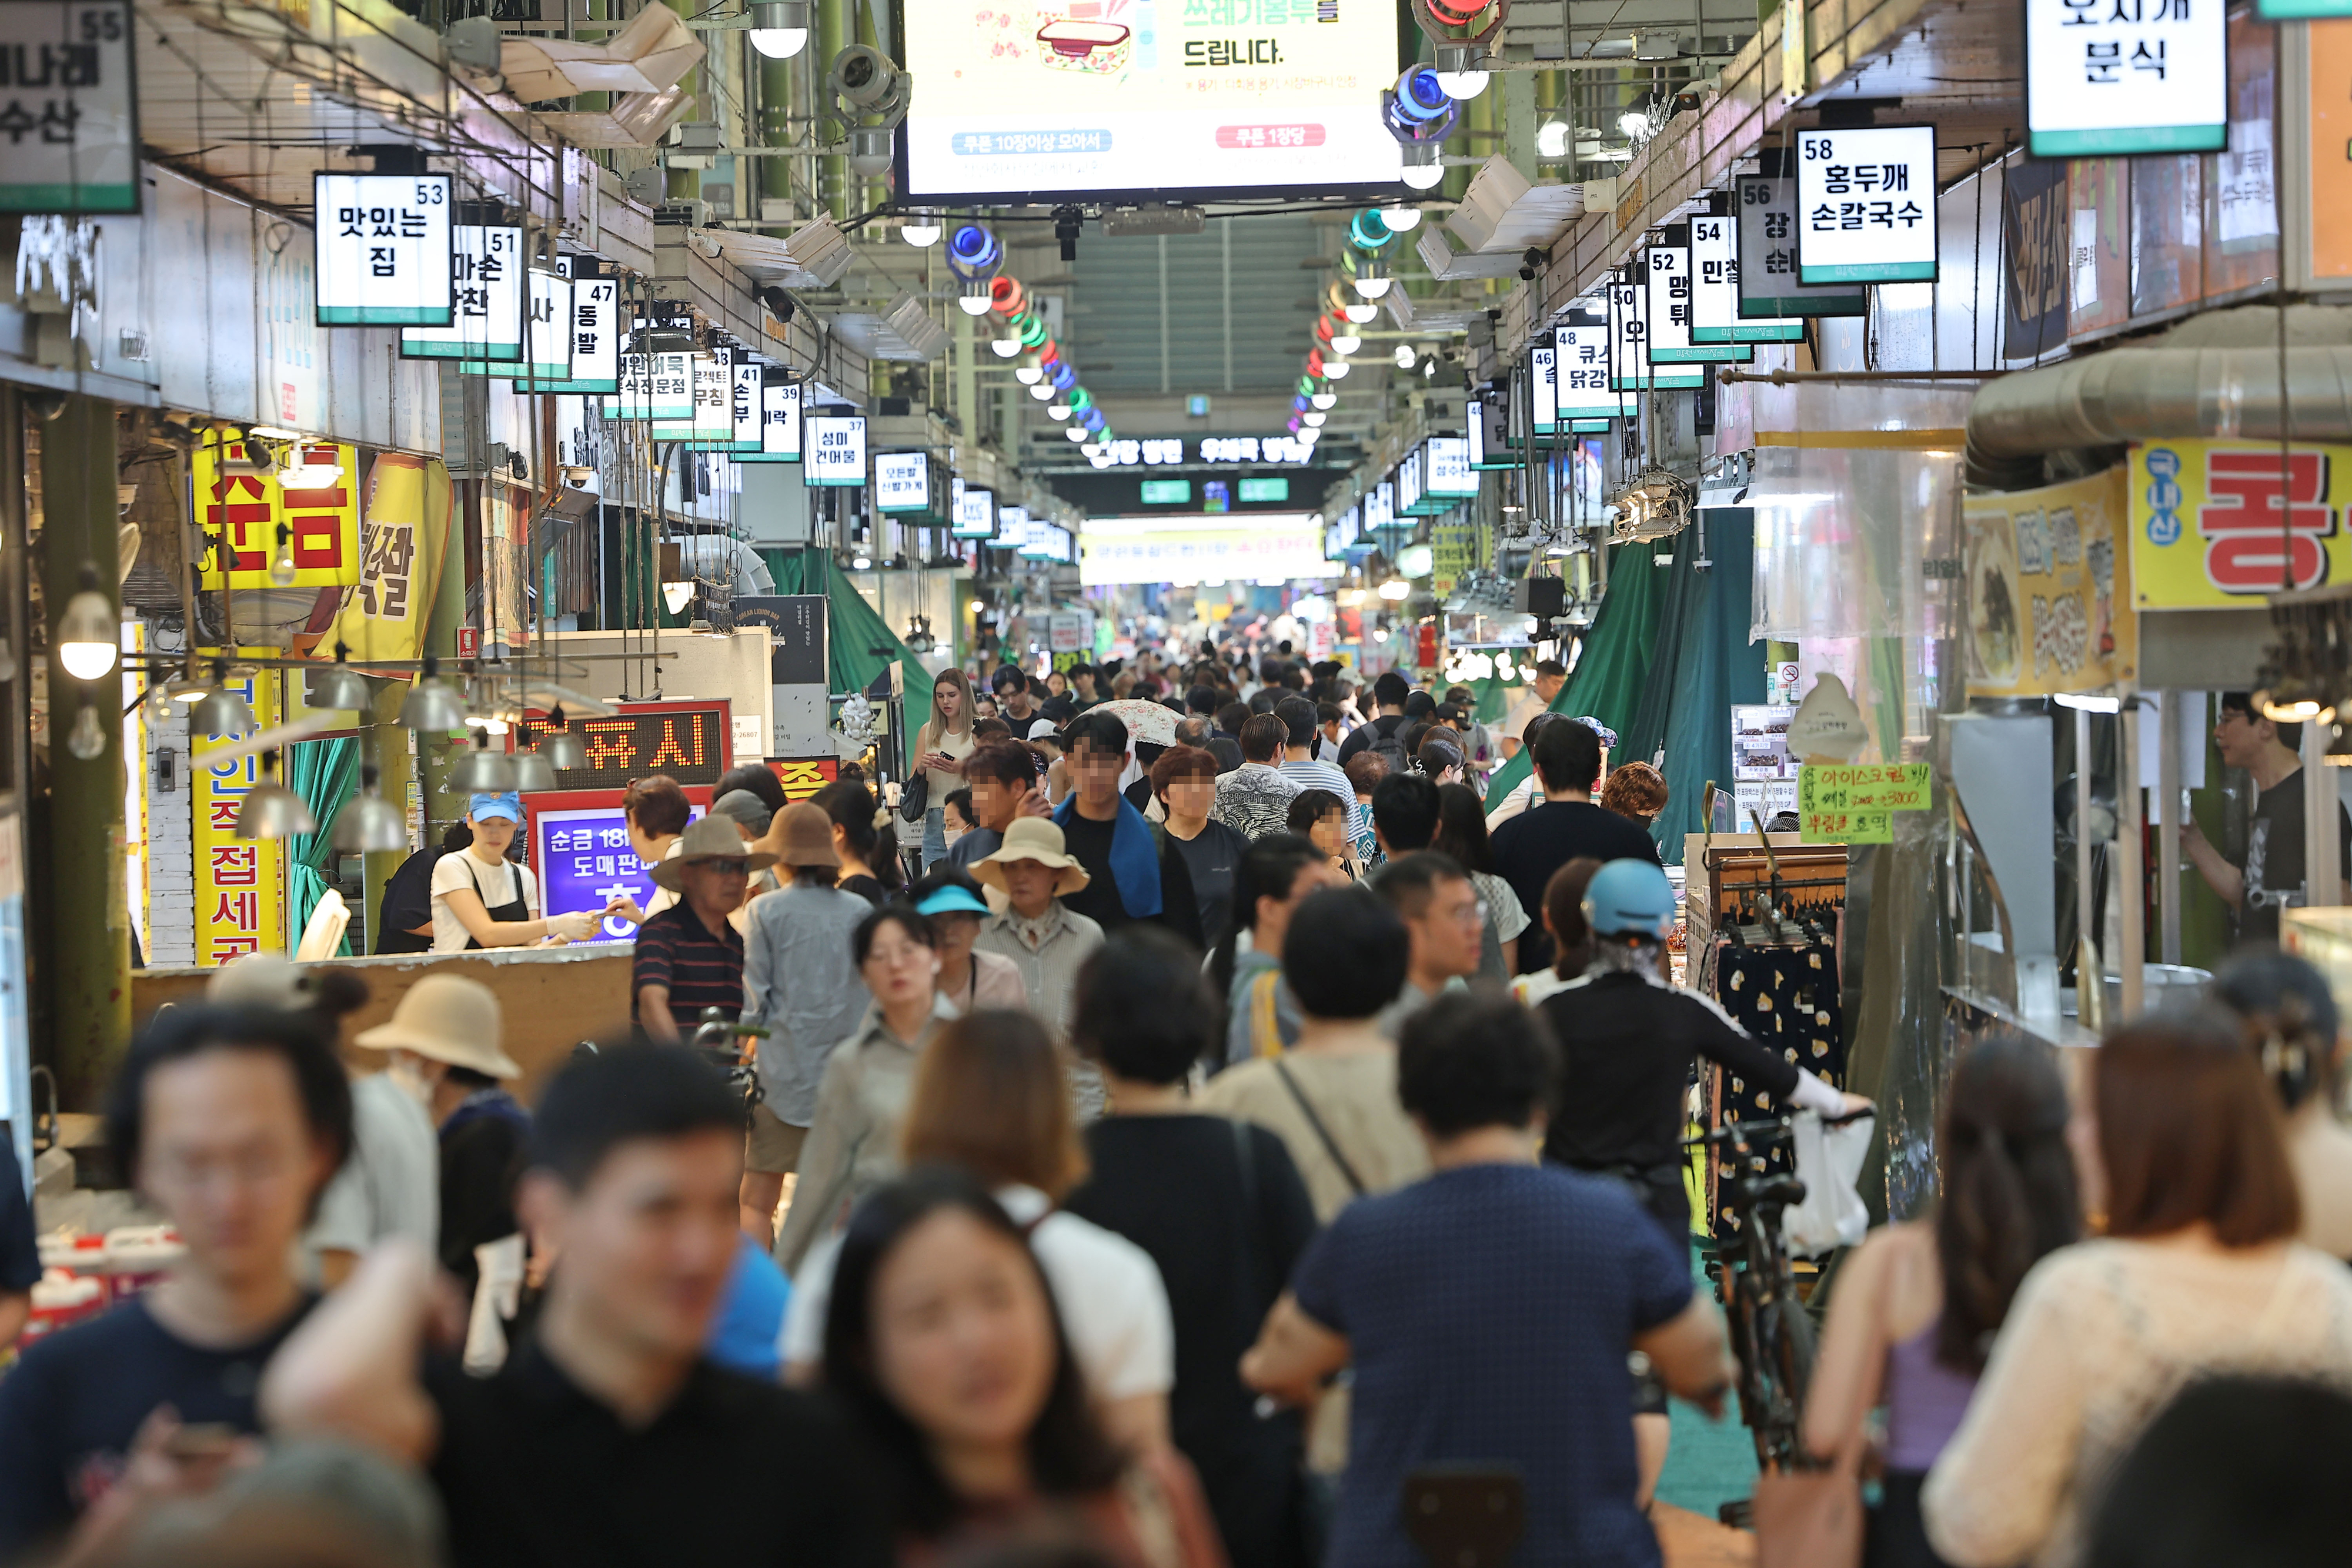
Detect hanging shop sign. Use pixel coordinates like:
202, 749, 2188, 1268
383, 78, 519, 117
805, 412, 866, 487
1365, 482, 1395, 534
2002, 159, 2070, 362
1795, 126, 1937, 285
997, 505, 1030, 549
192, 663, 286, 967
606, 309, 693, 420
876, 452, 930, 513
1425, 437, 1476, 499
1645, 233, 1754, 364
322, 453, 455, 666
1428, 521, 1479, 598
1556, 315, 1626, 421
514, 701, 734, 791
0, 0, 137, 215
1796, 762, 1932, 845
2024, 0, 2227, 156
313, 173, 452, 326
1529, 337, 1559, 436
506, 268, 572, 383
526, 272, 619, 394
195, 439, 363, 590
734, 377, 803, 462
1965, 467, 2137, 697
1609, 270, 1703, 391
955, 484, 997, 538
730, 359, 763, 452
399, 225, 523, 362
1396, 448, 1425, 516
656, 349, 735, 445
1690, 213, 1803, 344
1734, 175, 1867, 318
2124, 439, 2352, 608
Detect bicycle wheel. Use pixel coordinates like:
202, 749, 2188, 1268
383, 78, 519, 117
1747, 1295, 1817, 1469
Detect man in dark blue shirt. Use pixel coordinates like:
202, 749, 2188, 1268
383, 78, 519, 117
0, 1145, 41, 1352
1243, 992, 1733, 1568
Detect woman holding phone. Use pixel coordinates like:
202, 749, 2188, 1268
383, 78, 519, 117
913, 668, 978, 872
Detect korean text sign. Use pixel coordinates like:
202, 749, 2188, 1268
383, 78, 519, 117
805, 414, 867, 487
876, 452, 931, 513
2025, 0, 2226, 156
515, 703, 734, 792
534, 805, 705, 941
1794, 127, 1938, 285
2127, 440, 2352, 608
324, 453, 450, 666
1797, 763, 1930, 844
313, 173, 452, 326
192, 666, 286, 967
1554, 316, 1622, 420
195, 440, 363, 591
1734, 176, 1867, 318
399, 225, 523, 362
1965, 468, 2138, 697
1690, 213, 1803, 343
0, 0, 136, 215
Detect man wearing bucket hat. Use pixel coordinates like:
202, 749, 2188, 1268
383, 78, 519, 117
632, 817, 776, 1049
353, 977, 527, 1299
971, 817, 1105, 1047
739, 803, 874, 1246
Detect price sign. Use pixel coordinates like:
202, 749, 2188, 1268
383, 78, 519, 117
2026, 0, 2226, 156
1797, 762, 1932, 841
400, 225, 523, 362
804, 413, 867, 487
1794, 127, 1939, 285
315, 173, 452, 325
1690, 213, 1803, 344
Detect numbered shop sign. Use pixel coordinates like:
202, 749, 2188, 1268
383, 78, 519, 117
1646, 235, 1753, 364
876, 451, 930, 513
731, 359, 763, 452
804, 413, 867, 487
736, 377, 801, 462
1690, 213, 1803, 344
0, 0, 137, 214
1794, 127, 1939, 285
314, 173, 452, 326
1735, 176, 1869, 318
1425, 436, 1476, 497
1609, 270, 1703, 391
1555, 313, 1625, 421
955, 484, 996, 539
508, 268, 573, 383
1529, 339, 1558, 435
2026, 0, 2227, 156
399, 225, 524, 361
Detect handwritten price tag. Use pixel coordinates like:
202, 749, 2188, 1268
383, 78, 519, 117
1796, 764, 1929, 843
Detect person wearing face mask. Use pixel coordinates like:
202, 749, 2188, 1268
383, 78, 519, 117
908, 869, 1026, 1017
350, 976, 528, 1302
430, 794, 602, 952
940, 788, 977, 855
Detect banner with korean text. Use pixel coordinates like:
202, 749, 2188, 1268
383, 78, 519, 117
320, 454, 456, 666
196, 441, 365, 592
1965, 467, 2137, 696
192, 663, 286, 967
2127, 440, 2352, 609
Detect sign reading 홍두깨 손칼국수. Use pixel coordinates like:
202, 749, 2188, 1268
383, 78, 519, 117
513, 702, 735, 792
2024, 0, 2227, 157
0, 0, 138, 215
1792, 126, 1939, 285
1963, 468, 2137, 698
2126, 439, 2352, 608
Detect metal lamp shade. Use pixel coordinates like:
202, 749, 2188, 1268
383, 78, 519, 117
401, 677, 468, 733
510, 750, 557, 793
540, 727, 587, 768
236, 781, 317, 840
307, 663, 372, 712
449, 743, 517, 794
191, 686, 258, 738
330, 791, 410, 853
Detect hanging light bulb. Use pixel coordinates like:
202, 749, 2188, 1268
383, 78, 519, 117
1325, 359, 1351, 379
266, 524, 300, 587
449, 730, 517, 794
1064, 424, 1088, 442
1311, 390, 1338, 409
1303, 411, 1327, 427
1331, 329, 1361, 356
539, 705, 587, 770
1394, 343, 1418, 369
1377, 205, 1424, 232
54, 567, 119, 681
1344, 299, 1378, 324
236, 753, 317, 841
991, 334, 1022, 358
1353, 265, 1394, 300
192, 663, 258, 739
1014, 359, 1045, 385
1028, 382, 1055, 400
1400, 144, 1446, 190
898, 210, 943, 246
1047, 401, 1072, 420
400, 657, 468, 733
510, 749, 558, 793
748, 0, 810, 55
332, 763, 411, 853
65, 700, 106, 761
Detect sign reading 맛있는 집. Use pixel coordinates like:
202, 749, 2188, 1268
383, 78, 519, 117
2126, 439, 2352, 608
1797, 763, 1930, 845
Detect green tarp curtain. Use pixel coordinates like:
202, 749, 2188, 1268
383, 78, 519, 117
1482, 537, 1675, 814
286, 738, 360, 956
757, 551, 933, 741
1641, 510, 1768, 862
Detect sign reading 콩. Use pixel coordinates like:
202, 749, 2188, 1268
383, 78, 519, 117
0, 0, 137, 214
1690, 213, 1804, 343
805, 413, 866, 487
192, 665, 286, 967
1735, 176, 1868, 318
876, 452, 930, 513
514, 702, 734, 791
400, 225, 523, 361
195, 440, 363, 590
314, 173, 452, 326
1965, 467, 2137, 696
2125, 439, 2352, 608
2024, 0, 2227, 156
898, 0, 1402, 200
1795, 126, 1937, 285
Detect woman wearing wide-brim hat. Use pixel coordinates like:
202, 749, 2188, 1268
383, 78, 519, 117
968, 815, 1093, 899
970, 818, 1104, 1049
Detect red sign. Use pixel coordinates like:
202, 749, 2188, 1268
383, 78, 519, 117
767, 757, 840, 802
1215, 123, 1325, 149
513, 701, 734, 793
456, 627, 480, 658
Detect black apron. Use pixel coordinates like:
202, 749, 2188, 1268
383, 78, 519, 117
461, 857, 530, 949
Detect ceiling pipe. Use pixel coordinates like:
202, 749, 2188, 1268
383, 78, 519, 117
1967, 346, 2352, 463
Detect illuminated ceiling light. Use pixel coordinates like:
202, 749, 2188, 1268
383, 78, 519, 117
1434, 67, 1489, 98
1015, 360, 1044, 384
853, 554, 873, 570
1310, 390, 1337, 409
748, 0, 811, 56
1378, 577, 1412, 600
1354, 273, 1393, 300
1400, 143, 1445, 190
1536, 120, 1570, 159
1331, 330, 1361, 355
1303, 411, 1327, 427
1348, 210, 1394, 252
991, 334, 1022, 357
1064, 424, 1088, 441
1619, 110, 1652, 139
1028, 382, 1055, 400
278, 446, 343, 489
946, 223, 1002, 278
662, 580, 696, 614
1344, 299, 1378, 323
898, 212, 942, 246
1393, 343, 1416, 368
956, 280, 994, 315
54, 569, 120, 681
1325, 359, 1351, 379
1377, 205, 1422, 232
1047, 402, 1072, 420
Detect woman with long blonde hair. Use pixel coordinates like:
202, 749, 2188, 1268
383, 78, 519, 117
913, 667, 978, 870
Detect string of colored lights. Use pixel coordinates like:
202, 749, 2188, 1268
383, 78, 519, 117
948, 222, 1115, 454
1288, 204, 1424, 443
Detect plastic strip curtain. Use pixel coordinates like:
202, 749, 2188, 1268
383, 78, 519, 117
286, 738, 360, 957
759, 550, 935, 737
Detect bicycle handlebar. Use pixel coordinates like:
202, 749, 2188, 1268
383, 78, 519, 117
1682, 1102, 1876, 1150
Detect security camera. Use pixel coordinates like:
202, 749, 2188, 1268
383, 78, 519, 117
828, 45, 912, 122
758, 286, 795, 323
1518, 245, 1546, 282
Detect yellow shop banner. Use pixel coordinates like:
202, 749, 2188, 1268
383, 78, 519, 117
2127, 439, 2352, 609
1963, 467, 2136, 698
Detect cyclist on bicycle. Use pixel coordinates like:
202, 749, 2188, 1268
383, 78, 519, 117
1532, 859, 1873, 1249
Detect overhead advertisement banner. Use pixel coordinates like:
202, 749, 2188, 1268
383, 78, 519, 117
1690, 213, 1803, 343
323, 453, 456, 666
314, 173, 452, 326
1795, 126, 1937, 284
1079, 514, 1339, 585
1963, 467, 2137, 698
1735, 175, 1867, 318
2024, 0, 2227, 156
195, 440, 363, 590
2127, 439, 2352, 609
897, 0, 1401, 201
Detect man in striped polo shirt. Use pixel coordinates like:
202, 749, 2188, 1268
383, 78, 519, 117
633, 816, 775, 1044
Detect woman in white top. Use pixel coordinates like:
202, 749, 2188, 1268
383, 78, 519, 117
783, 1005, 1174, 1455
429, 793, 599, 952
1923, 1016, 2352, 1568
911, 668, 978, 871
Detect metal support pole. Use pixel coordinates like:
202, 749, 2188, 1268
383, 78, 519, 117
2306, 715, 2343, 910
420, 483, 467, 851
2158, 689, 2182, 964
359, 678, 413, 955
2074, 703, 2096, 1022
40, 395, 129, 1109
2118, 697, 2144, 1019
952, 306, 976, 440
